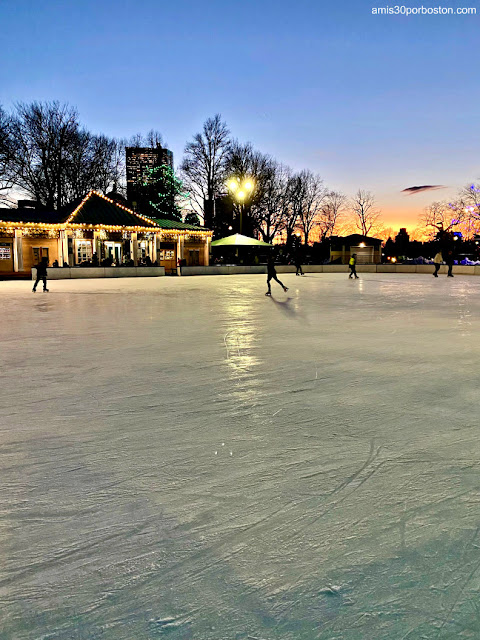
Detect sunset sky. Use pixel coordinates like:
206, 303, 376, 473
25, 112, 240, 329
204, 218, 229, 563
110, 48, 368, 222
2, 0, 479, 233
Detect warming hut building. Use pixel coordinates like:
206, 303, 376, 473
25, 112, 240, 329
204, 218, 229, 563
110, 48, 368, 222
0, 191, 212, 274
329, 234, 382, 264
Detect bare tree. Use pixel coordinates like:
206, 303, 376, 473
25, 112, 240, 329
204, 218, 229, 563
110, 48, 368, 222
294, 170, 327, 246
350, 189, 383, 236
283, 173, 304, 249
418, 201, 464, 239
0, 105, 15, 206
5, 101, 121, 209
257, 162, 292, 243
63, 132, 120, 201
109, 137, 128, 196
381, 226, 397, 242
180, 114, 230, 228
225, 140, 272, 237
460, 182, 480, 218
7, 101, 80, 209
318, 190, 347, 240
445, 194, 480, 240
426, 182, 480, 241
128, 130, 164, 148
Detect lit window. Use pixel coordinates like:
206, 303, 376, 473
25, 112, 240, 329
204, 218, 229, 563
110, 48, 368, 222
76, 241, 92, 264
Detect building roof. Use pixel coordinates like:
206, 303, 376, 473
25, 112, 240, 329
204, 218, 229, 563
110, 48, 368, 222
331, 234, 382, 247
150, 217, 205, 231
344, 234, 382, 243
67, 192, 159, 227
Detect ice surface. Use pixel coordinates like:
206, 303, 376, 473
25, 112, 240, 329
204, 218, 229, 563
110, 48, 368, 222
1, 273, 480, 639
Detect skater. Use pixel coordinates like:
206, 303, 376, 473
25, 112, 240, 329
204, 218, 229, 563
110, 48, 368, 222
294, 251, 304, 276
433, 250, 442, 277
32, 256, 49, 292
266, 255, 288, 296
348, 253, 359, 279
445, 250, 454, 277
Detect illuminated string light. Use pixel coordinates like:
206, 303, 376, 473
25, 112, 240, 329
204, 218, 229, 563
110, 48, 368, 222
0, 190, 212, 240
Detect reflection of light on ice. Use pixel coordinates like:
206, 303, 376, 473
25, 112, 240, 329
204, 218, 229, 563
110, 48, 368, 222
223, 328, 259, 371
222, 293, 261, 372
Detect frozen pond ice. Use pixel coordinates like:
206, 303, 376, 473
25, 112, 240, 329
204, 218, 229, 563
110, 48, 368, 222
1, 272, 480, 639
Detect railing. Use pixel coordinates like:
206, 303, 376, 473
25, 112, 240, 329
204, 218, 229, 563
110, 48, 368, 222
180, 264, 480, 276
32, 266, 165, 279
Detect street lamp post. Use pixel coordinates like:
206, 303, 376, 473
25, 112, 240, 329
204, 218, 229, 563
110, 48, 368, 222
227, 177, 254, 235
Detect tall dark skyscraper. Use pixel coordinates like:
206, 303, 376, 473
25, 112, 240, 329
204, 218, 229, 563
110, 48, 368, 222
126, 145, 174, 211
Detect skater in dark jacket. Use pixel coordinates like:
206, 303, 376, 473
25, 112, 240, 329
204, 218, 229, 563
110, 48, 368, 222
445, 250, 454, 277
294, 249, 304, 276
348, 253, 359, 279
32, 257, 49, 292
266, 255, 288, 296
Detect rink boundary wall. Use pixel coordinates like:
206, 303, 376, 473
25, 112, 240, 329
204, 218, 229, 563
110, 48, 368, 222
32, 267, 166, 279
181, 265, 480, 276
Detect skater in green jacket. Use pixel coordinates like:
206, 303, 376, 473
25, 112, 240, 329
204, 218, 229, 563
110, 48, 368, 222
348, 253, 358, 279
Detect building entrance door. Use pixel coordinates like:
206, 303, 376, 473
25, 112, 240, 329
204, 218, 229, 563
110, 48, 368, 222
33, 246, 50, 264
188, 249, 200, 265
138, 241, 147, 261
105, 242, 122, 264
351, 246, 373, 264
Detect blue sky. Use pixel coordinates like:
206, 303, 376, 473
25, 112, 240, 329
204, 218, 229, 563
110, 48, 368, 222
2, 0, 479, 229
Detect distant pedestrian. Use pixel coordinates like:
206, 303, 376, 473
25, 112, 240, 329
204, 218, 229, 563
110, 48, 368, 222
348, 253, 359, 279
32, 257, 49, 292
266, 255, 288, 296
433, 251, 442, 277
445, 250, 454, 277
294, 252, 304, 276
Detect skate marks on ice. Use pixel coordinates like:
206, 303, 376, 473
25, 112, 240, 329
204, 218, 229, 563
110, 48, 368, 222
223, 328, 261, 373
3, 276, 480, 638
157, 438, 386, 586
286, 438, 385, 542
150, 450, 480, 639
451, 285, 473, 339
224, 329, 249, 359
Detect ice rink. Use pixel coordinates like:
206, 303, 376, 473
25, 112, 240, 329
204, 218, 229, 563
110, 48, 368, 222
2, 272, 480, 640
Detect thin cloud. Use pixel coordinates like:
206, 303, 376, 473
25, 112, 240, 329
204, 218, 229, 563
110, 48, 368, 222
402, 185, 446, 195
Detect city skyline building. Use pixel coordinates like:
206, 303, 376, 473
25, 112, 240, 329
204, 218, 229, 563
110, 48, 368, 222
126, 144, 174, 211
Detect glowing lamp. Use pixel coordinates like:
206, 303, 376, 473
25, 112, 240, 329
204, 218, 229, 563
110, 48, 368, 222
237, 191, 245, 200
244, 181, 253, 191
228, 180, 238, 192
